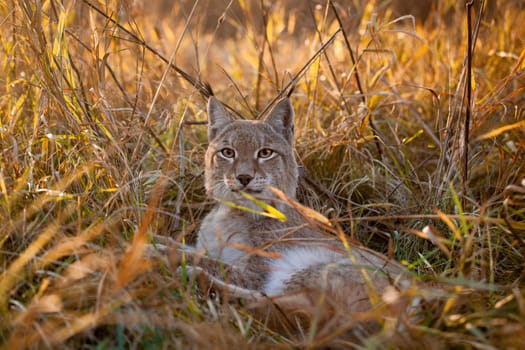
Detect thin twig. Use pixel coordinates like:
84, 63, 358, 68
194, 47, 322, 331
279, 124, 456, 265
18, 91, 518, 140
81, 0, 212, 99
334, 214, 508, 225
462, 0, 485, 209
307, 2, 342, 100
328, 1, 364, 104
329, 0, 383, 157
254, 0, 268, 111
260, 1, 280, 93
219, 66, 256, 118
257, 28, 342, 118
463, 0, 474, 209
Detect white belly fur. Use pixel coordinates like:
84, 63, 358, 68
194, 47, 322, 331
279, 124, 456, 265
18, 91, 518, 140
263, 245, 345, 295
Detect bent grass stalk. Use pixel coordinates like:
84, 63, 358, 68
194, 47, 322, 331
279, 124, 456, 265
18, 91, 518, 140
0, 0, 524, 347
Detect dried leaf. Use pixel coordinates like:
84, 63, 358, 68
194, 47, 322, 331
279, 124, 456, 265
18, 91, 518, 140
269, 186, 331, 226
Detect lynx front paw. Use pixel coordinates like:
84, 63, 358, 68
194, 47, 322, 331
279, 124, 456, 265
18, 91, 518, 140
177, 264, 263, 301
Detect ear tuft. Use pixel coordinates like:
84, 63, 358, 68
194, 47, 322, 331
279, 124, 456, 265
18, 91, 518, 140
265, 98, 295, 144
207, 97, 235, 140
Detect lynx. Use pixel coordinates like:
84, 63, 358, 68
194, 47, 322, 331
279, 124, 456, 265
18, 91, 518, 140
181, 96, 414, 334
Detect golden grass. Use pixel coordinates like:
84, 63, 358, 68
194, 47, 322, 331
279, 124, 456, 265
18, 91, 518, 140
0, 0, 524, 348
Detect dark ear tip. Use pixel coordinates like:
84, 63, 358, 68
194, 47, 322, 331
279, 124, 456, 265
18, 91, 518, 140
276, 98, 293, 110
204, 82, 214, 97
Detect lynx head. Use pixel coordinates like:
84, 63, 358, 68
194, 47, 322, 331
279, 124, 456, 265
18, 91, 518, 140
204, 97, 299, 206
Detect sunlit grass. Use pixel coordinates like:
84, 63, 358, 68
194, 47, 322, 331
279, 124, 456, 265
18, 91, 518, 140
0, 0, 524, 348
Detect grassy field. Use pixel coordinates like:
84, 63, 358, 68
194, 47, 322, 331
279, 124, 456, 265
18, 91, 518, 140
1, 0, 524, 348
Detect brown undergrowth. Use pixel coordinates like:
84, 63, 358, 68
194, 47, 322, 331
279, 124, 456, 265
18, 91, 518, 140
0, 0, 524, 348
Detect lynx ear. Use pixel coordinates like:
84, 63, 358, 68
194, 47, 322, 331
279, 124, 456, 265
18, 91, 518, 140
265, 98, 294, 144
207, 97, 235, 140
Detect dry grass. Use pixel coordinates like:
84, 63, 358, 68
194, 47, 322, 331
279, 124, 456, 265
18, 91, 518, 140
0, 0, 524, 348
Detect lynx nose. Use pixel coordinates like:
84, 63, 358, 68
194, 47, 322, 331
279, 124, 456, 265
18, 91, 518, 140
236, 174, 253, 187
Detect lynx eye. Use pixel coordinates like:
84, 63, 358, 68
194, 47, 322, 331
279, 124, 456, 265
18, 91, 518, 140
257, 148, 275, 159
219, 148, 235, 159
